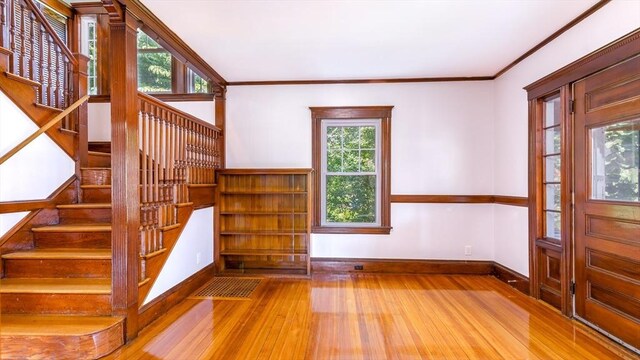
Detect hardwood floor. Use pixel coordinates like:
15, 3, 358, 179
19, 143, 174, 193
105, 274, 638, 359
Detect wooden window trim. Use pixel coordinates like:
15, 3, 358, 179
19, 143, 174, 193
310, 106, 392, 235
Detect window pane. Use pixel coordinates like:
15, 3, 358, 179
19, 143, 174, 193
343, 150, 360, 172
545, 126, 561, 154
545, 211, 561, 240
326, 175, 376, 223
361, 150, 375, 172
545, 184, 561, 211
591, 118, 640, 202
137, 31, 162, 49
545, 155, 561, 182
137, 52, 172, 92
544, 96, 561, 127
343, 127, 360, 149
327, 127, 341, 149
327, 149, 342, 172
361, 126, 376, 149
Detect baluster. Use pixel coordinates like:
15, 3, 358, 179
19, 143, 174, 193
7, 0, 15, 72
18, 3, 25, 76
47, 36, 53, 107
38, 26, 45, 104
0, 0, 6, 47
141, 102, 148, 206
55, 47, 61, 108
28, 11, 34, 80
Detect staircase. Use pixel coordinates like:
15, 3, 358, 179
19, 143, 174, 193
0, 148, 126, 359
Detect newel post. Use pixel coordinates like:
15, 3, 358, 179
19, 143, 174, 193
107, 3, 140, 341
214, 86, 226, 169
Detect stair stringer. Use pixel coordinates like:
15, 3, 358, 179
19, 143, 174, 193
0, 47, 76, 158
0, 176, 77, 277
137, 202, 195, 305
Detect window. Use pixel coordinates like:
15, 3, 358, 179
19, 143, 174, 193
80, 16, 98, 95
542, 95, 562, 240
137, 31, 172, 93
187, 68, 209, 94
311, 106, 392, 234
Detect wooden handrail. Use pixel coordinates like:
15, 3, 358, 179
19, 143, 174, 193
138, 92, 221, 132
23, 0, 77, 66
0, 95, 89, 166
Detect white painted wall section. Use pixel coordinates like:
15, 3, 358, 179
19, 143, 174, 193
492, 0, 640, 276
87, 100, 214, 142
143, 207, 214, 305
0, 90, 75, 202
228, 81, 496, 259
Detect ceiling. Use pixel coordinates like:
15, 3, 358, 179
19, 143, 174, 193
139, 0, 600, 82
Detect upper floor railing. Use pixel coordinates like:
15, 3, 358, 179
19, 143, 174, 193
0, 0, 77, 110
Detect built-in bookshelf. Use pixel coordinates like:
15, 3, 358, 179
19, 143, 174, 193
216, 169, 312, 275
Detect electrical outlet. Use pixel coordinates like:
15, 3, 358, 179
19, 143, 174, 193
464, 245, 472, 256
354, 265, 364, 270
196, 252, 201, 265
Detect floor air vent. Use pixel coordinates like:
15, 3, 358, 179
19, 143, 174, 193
191, 277, 262, 300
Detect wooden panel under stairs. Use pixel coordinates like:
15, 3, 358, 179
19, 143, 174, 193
0, 315, 124, 359
0, 278, 111, 315
88, 151, 112, 167
57, 203, 112, 224
3, 249, 111, 278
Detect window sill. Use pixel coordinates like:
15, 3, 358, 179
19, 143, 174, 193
312, 226, 392, 235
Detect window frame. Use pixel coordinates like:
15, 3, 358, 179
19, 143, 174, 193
310, 106, 392, 235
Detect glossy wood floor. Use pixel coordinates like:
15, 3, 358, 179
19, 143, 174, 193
105, 274, 638, 360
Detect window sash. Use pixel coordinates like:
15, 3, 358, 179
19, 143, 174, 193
320, 119, 381, 227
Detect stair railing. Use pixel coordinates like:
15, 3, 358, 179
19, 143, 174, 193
0, 94, 89, 166
0, 0, 77, 111
137, 92, 222, 281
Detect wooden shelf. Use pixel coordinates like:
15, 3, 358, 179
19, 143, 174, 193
220, 191, 307, 195
220, 231, 307, 236
220, 249, 308, 256
216, 170, 312, 276
220, 211, 308, 215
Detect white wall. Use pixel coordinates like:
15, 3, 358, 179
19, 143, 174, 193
88, 100, 215, 141
144, 207, 214, 305
492, 0, 640, 276
227, 81, 496, 260
0, 90, 75, 238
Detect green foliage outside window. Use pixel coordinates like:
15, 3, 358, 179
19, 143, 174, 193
325, 125, 378, 224
603, 127, 639, 201
137, 32, 172, 93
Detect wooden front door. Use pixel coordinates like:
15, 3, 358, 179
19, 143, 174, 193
574, 54, 640, 349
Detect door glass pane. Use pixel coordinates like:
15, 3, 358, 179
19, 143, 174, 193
545, 126, 561, 154
591, 118, 640, 202
544, 96, 561, 127
545, 184, 561, 211
545, 155, 561, 182
545, 211, 561, 240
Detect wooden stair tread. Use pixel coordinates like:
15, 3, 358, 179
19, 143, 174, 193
88, 151, 110, 156
81, 167, 111, 170
4, 71, 41, 88
57, 203, 111, 209
0, 315, 123, 336
32, 224, 111, 232
0, 278, 111, 294
34, 102, 64, 113
2, 248, 111, 260
80, 184, 111, 189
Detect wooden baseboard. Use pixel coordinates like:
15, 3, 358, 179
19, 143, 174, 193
138, 263, 215, 330
311, 258, 494, 275
491, 262, 530, 295
311, 257, 530, 295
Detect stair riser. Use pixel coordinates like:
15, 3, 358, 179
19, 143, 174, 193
1, 293, 111, 315
82, 188, 111, 202
34, 232, 111, 249
58, 208, 112, 224
88, 154, 111, 167
1, 322, 124, 360
81, 169, 111, 185
4, 259, 111, 278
